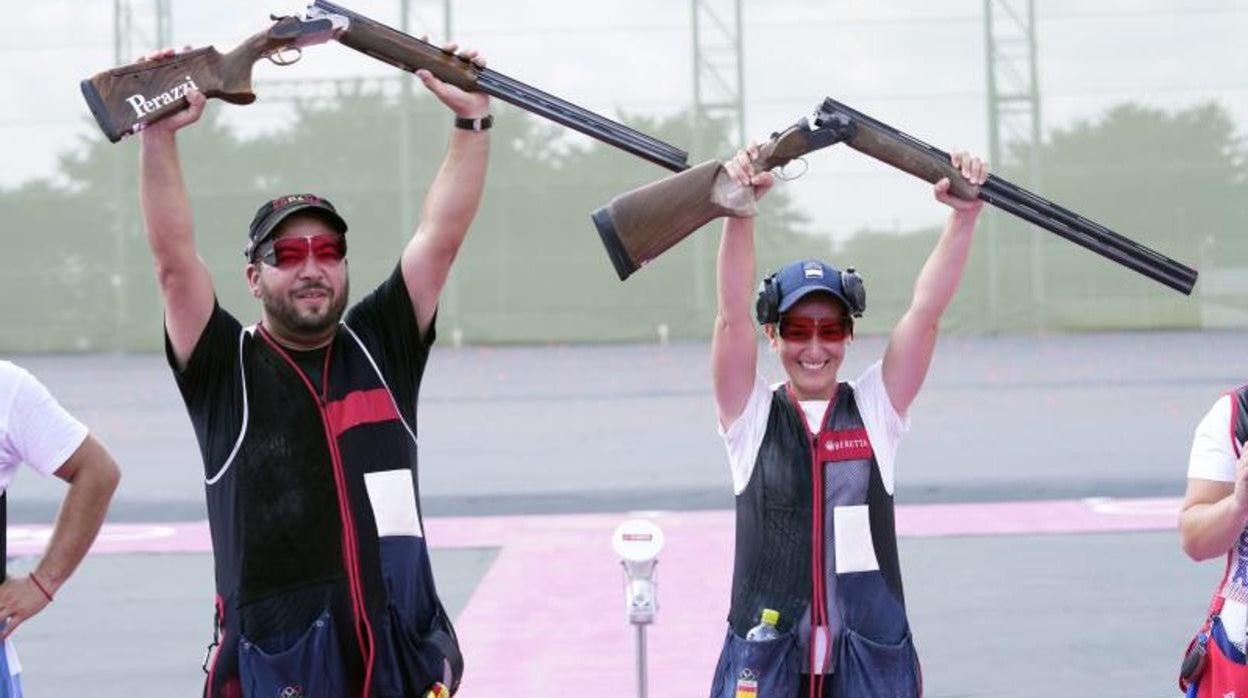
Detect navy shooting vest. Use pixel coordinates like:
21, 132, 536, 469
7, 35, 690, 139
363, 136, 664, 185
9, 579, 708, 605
202, 324, 461, 698
711, 383, 920, 698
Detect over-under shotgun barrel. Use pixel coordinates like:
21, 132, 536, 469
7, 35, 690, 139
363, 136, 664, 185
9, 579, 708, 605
312, 0, 689, 172
818, 97, 1198, 295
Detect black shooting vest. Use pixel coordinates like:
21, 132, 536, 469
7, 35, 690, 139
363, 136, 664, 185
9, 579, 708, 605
717, 383, 918, 696
203, 324, 460, 698
1234, 387, 1248, 450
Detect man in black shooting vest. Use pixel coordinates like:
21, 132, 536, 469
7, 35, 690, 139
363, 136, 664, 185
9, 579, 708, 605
136, 43, 491, 698
708, 143, 987, 697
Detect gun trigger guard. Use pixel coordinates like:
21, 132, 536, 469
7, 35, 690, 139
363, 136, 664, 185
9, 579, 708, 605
268, 46, 303, 67
775, 158, 808, 182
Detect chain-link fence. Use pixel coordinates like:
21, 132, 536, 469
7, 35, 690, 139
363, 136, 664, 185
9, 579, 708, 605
2, 1, 1245, 351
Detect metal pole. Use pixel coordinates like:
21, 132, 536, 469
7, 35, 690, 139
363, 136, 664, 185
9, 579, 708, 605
111, 0, 128, 351
690, 0, 707, 328
439, 0, 463, 338
732, 0, 745, 148
982, 0, 1000, 328
635, 623, 648, 698
399, 0, 413, 242
1025, 0, 1044, 329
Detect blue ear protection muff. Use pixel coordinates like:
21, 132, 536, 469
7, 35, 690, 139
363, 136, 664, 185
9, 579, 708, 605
840, 267, 867, 318
755, 273, 783, 325
755, 265, 867, 324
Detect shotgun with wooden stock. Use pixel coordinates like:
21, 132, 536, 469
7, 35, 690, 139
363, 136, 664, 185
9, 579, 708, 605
591, 97, 1199, 295
79, 11, 344, 143
79, 1, 689, 172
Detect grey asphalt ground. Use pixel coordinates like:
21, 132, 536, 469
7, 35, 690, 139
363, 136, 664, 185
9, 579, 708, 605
9, 330, 1240, 518
2, 330, 1243, 696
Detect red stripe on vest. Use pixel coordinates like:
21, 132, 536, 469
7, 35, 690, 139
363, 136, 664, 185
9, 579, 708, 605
816, 427, 874, 462
324, 388, 400, 438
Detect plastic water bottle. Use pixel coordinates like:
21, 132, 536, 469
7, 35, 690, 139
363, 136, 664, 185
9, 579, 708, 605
746, 608, 781, 641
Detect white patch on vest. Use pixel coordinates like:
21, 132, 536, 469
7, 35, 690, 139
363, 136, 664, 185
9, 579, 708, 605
1222, 598, 1248, 652
833, 505, 879, 574
3, 637, 20, 679
364, 469, 423, 538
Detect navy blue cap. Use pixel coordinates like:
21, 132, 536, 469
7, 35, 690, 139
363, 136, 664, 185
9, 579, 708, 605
245, 193, 348, 261
774, 259, 865, 317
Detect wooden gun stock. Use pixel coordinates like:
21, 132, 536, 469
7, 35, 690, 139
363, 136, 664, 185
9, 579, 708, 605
80, 15, 341, 142
593, 161, 749, 280
591, 125, 830, 280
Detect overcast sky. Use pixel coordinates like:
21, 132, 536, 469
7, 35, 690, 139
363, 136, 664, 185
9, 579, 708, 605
3, 0, 1247, 238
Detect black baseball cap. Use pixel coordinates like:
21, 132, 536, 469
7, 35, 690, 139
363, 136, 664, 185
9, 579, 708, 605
245, 193, 348, 261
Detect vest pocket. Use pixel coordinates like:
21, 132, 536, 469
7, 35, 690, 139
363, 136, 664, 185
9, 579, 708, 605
1192, 616, 1248, 696
836, 571, 909, 645
385, 601, 464, 695
237, 607, 344, 698
832, 626, 920, 698
709, 626, 799, 698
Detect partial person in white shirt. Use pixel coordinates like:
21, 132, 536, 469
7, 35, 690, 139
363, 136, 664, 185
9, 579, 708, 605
707, 142, 986, 698
1179, 388, 1248, 696
0, 361, 120, 697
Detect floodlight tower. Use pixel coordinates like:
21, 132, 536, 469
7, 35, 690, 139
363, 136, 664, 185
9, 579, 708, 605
114, 0, 172, 66
399, 0, 454, 236
111, 0, 172, 350
984, 0, 1043, 327
691, 0, 744, 321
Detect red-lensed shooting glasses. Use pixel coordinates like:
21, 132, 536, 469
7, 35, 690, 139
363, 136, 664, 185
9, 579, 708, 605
778, 315, 853, 343
256, 234, 347, 269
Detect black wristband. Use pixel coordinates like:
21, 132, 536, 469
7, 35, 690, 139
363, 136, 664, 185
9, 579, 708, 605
454, 115, 493, 131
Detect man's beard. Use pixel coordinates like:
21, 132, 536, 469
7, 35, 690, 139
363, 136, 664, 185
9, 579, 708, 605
260, 277, 350, 337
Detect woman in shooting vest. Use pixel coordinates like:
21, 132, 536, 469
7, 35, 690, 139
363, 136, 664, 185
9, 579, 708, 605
709, 143, 986, 697
1178, 387, 1248, 696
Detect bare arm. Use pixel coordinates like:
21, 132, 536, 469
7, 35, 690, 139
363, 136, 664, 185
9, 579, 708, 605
1180, 446, 1248, 560
401, 45, 491, 336
881, 153, 987, 416
137, 54, 215, 369
0, 435, 120, 639
712, 145, 774, 428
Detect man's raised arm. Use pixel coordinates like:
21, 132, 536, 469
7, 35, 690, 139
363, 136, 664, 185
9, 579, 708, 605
400, 44, 491, 336
137, 51, 216, 368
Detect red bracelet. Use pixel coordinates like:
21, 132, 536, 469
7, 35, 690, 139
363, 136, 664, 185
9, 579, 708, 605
29, 573, 53, 603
